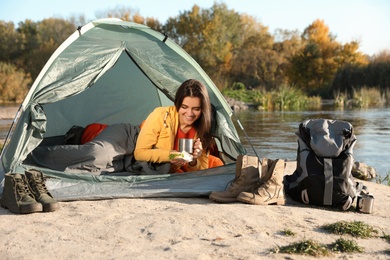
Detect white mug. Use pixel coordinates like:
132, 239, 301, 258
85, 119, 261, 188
357, 194, 374, 214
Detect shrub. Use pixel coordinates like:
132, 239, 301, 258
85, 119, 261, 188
0, 62, 31, 103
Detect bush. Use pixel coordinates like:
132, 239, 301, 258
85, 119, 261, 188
0, 62, 31, 103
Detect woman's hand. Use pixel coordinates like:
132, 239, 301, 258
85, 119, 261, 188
169, 151, 187, 167
192, 138, 203, 160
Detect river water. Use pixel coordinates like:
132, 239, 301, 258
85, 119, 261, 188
233, 107, 390, 181
1, 106, 389, 180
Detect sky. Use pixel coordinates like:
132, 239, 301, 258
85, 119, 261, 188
1, 0, 389, 56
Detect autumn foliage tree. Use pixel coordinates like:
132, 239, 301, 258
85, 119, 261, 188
1, 4, 387, 103
0, 62, 31, 103
229, 14, 277, 90
15, 18, 76, 80
287, 19, 368, 96
332, 50, 390, 94
164, 3, 243, 89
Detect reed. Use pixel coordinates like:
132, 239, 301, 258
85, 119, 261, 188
334, 86, 386, 108
376, 171, 390, 186
351, 87, 386, 108
223, 84, 321, 111
258, 86, 321, 110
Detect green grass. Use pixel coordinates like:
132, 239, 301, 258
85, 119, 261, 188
222, 84, 321, 111
271, 239, 330, 256
329, 238, 364, 253
321, 221, 378, 238
272, 237, 365, 256
280, 229, 296, 236
376, 171, 390, 186
272, 221, 390, 256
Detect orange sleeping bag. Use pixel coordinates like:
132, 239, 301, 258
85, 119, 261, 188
80, 123, 108, 144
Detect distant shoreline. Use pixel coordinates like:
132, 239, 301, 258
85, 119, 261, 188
0, 100, 338, 118
0, 105, 19, 120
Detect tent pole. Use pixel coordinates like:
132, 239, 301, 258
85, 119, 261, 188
232, 112, 260, 159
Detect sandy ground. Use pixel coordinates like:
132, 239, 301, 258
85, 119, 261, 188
1, 173, 389, 260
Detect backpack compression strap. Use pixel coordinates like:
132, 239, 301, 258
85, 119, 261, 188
323, 158, 333, 205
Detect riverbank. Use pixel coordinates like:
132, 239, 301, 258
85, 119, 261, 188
0, 105, 19, 120
1, 172, 389, 259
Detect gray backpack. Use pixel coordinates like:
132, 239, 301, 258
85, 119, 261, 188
284, 119, 362, 210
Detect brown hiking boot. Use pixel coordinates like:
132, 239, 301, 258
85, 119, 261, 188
25, 169, 60, 212
0, 173, 43, 214
209, 155, 261, 203
237, 159, 286, 205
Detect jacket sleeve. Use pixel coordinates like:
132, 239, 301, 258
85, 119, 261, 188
134, 108, 172, 163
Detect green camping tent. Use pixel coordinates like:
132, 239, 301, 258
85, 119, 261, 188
0, 18, 247, 201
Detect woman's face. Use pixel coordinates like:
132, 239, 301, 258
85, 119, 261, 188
178, 96, 202, 127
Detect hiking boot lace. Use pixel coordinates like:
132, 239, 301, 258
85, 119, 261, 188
30, 175, 49, 194
15, 178, 33, 198
250, 179, 268, 195
224, 176, 243, 190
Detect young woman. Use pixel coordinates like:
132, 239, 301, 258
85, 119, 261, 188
134, 79, 216, 173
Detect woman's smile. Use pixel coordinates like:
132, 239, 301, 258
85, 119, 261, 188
179, 97, 201, 129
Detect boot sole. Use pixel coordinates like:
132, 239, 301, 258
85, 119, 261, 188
1, 200, 43, 214
209, 195, 238, 203
42, 203, 60, 212
237, 196, 286, 205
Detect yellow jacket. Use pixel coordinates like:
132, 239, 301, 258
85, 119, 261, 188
134, 106, 209, 172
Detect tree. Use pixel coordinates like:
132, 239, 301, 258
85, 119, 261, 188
96, 5, 139, 22
287, 19, 368, 96
272, 29, 303, 86
370, 50, 390, 63
67, 14, 88, 28
15, 19, 76, 80
164, 3, 243, 88
287, 19, 340, 94
0, 62, 31, 103
336, 41, 368, 66
95, 6, 163, 31
0, 21, 22, 62
230, 15, 284, 89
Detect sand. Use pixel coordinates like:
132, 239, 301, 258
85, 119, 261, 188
1, 176, 389, 259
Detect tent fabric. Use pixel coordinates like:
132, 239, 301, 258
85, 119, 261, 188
40, 164, 236, 202
0, 18, 246, 199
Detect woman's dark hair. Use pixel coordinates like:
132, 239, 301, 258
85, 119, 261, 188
174, 79, 213, 153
